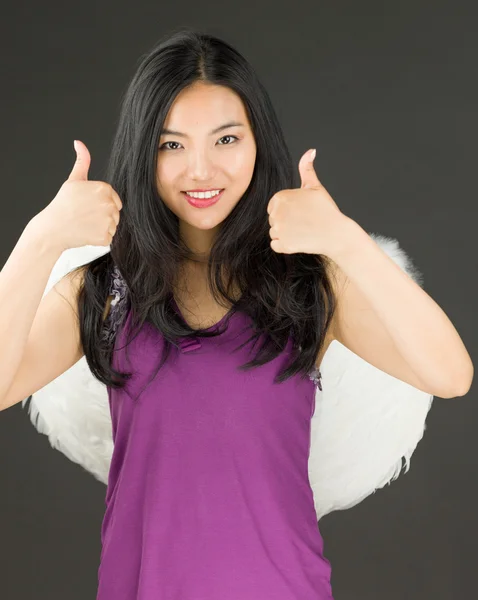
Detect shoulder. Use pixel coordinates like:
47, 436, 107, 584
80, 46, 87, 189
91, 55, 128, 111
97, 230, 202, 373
58, 264, 88, 305
313, 257, 347, 369
323, 257, 345, 338
65, 263, 118, 324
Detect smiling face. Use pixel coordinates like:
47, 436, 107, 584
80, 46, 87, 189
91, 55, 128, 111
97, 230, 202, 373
156, 81, 257, 261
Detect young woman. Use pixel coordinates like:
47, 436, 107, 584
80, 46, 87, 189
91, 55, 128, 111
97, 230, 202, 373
0, 28, 472, 600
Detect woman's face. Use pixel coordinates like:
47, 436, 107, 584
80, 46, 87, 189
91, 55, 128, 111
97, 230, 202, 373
156, 81, 257, 258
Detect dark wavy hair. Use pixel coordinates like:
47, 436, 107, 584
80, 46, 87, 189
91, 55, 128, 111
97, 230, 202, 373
70, 27, 338, 395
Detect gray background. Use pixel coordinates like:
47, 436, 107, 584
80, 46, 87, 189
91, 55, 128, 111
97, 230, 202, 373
0, 0, 476, 598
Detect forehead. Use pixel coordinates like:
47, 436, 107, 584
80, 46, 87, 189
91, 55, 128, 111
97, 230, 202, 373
162, 83, 250, 132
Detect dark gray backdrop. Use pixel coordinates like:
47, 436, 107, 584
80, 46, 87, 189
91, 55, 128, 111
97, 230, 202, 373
0, 1, 476, 598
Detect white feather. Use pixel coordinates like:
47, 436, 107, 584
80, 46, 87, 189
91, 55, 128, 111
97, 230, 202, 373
310, 234, 433, 519
21, 245, 112, 484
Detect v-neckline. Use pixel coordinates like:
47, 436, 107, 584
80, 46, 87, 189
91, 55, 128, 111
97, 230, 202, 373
171, 296, 235, 332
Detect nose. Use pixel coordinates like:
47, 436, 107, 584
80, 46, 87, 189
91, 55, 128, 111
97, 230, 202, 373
186, 149, 217, 181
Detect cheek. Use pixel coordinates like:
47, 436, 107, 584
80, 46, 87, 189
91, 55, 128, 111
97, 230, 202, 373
156, 161, 177, 192
227, 145, 256, 181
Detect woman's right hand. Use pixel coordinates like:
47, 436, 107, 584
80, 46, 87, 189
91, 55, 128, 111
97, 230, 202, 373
33, 140, 123, 252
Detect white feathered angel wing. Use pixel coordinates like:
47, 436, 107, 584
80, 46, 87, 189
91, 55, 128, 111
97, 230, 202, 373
23, 235, 434, 520
309, 233, 434, 521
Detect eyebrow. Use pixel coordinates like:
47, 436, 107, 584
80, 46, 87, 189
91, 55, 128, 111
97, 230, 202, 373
160, 121, 245, 138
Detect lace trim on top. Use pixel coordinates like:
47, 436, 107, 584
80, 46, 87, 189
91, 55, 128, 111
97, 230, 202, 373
101, 266, 129, 346
100, 265, 322, 389
308, 365, 323, 391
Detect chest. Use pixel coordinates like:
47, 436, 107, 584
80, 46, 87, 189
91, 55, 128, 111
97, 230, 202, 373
105, 272, 331, 370
174, 288, 331, 370
173, 291, 233, 329
172, 264, 238, 330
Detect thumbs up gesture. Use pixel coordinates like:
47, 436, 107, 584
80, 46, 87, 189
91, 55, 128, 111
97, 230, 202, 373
267, 149, 353, 258
33, 140, 123, 252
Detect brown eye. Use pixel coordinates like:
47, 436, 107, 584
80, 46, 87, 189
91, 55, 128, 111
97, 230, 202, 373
159, 135, 238, 151
218, 135, 239, 145
159, 141, 181, 151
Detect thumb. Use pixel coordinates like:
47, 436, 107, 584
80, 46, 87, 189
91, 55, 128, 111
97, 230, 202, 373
67, 139, 91, 181
299, 148, 320, 190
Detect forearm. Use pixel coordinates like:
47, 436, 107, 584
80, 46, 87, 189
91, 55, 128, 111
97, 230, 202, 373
0, 215, 64, 404
329, 218, 473, 395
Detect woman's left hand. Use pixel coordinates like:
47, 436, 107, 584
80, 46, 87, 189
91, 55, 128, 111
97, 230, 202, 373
267, 148, 354, 258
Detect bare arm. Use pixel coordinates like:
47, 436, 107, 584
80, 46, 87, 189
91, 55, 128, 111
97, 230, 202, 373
326, 221, 473, 398
0, 215, 66, 403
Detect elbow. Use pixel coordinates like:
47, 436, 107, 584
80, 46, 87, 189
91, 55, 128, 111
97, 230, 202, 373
443, 363, 474, 399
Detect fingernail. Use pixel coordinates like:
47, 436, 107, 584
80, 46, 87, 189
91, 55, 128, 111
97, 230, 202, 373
310, 148, 316, 162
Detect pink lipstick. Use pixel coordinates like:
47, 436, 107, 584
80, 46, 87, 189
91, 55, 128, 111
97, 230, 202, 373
183, 189, 225, 208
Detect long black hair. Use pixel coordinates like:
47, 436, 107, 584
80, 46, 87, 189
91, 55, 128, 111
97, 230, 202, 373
71, 27, 338, 394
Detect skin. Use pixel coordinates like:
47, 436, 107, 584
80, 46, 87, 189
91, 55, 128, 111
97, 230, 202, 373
155, 81, 257, 268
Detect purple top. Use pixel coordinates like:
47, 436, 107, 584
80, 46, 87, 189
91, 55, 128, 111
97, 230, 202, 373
97, 267, 332, 599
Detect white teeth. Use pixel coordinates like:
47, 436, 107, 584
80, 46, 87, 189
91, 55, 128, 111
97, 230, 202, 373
185, 189, 222, 199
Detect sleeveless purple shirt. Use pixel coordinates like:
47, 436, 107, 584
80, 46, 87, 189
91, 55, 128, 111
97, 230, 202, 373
97, 267, 333, 599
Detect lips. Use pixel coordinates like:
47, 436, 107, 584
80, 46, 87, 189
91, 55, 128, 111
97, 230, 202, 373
182, 188, 225, 207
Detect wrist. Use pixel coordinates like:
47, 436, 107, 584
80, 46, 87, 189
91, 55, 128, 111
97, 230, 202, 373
24, 211, 66, 257
327, 216, 368, 264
